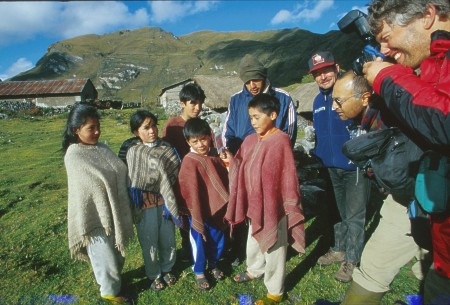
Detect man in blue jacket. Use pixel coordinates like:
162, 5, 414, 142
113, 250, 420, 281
222, 54, 297, 155
310, 51, 370, 283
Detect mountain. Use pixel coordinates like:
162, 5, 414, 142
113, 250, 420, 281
10, 27, 364, 103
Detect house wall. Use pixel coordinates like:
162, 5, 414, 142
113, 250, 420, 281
35, 96, 82, 108
159, 80, 193, 116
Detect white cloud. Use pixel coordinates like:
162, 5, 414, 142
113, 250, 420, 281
0, 1, 150, 47
150, 1, 218, 23
0, 58, 34, 80
271, 0, 334, 25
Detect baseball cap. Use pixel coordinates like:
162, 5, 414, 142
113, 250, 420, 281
308, 51, 336, 73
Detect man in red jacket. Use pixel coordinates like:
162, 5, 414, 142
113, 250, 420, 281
342, 0, 449, 304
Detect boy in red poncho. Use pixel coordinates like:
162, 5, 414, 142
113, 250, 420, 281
224, 93, 305, 304
177, 117, 230, 291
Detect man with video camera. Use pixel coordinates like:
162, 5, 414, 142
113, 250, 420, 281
341, 0, 449, 303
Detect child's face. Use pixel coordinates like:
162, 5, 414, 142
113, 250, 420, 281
248, 107, 277, 136
75, 117, 100, 145
186, 135, 211, 155
133, 117, 158, 144
181, 100, 203, 119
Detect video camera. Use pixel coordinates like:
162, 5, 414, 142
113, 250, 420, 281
338, 10, 385, 75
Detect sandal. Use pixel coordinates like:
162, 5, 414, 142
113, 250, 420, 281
195, 274, 210, 290
210, 267, 225, 281
162, 272, 176, 286
234, 271, 257, 283
150, 277, 165, 292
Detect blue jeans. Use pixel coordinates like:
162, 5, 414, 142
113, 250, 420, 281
328, 168, 370, 263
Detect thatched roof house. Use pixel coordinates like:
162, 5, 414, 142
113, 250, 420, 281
289, 82, 319, 122
290, 82, 319, 113
193, 75, 242, 109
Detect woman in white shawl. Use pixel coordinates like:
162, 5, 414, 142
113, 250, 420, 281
63, 104, 133, 303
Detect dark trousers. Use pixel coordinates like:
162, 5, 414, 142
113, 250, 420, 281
328, 167, 370, 263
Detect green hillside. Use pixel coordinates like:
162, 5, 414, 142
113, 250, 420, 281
11, 27, 364, 103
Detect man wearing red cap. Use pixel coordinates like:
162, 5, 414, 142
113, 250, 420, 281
309, 51, 370, 283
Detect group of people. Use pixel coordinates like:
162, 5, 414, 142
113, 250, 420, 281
62, 0, 449, 304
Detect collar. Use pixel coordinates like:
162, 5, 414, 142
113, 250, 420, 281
430, 30, 450, 55
190, 147, 210, 155
259, 127, 280, 141
144, 138, 161, 147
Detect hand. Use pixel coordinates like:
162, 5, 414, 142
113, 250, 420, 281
362, 57, 393, 85
220, 149, 233, 164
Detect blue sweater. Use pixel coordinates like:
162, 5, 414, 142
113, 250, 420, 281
222, 81, 297, 154
312, 87, 355, 171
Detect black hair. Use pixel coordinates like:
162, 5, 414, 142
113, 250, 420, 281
129, 109, 158, 133
179, 83, 206, 103
247, 93, 280, 116
183, 117, 211, 140
62, 103, 100, 154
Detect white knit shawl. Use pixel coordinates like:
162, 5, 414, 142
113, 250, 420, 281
64, 143, 133, 261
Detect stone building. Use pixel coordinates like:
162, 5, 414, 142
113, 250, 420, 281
0, 78, 97, 108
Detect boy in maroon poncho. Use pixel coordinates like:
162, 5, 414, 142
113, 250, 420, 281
177, 118, 230, 291
224, 93, 305, 304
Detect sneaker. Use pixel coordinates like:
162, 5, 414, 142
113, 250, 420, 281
317, 249, 345, 266
101, 295, 129, 304
334, 261, 356, 283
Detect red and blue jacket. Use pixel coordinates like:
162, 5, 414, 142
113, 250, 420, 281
372, 30, 450, 278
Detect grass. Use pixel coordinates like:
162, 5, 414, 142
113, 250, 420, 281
0, 109, 421, 304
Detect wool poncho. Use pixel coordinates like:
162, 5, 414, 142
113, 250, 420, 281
64, 143, 133, 261
225, 131, 305, 253
177, 151, 229, 238
126, 139, 180, 221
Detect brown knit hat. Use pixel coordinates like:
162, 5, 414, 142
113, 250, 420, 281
239, 54, 267, 83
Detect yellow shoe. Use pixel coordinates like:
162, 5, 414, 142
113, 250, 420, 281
254, 294, 283, 305
101, 295, 129, 304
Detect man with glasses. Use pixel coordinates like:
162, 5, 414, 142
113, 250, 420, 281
309, 51, 370, 283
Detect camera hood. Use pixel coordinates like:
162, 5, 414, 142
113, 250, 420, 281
338, 10, 372, 41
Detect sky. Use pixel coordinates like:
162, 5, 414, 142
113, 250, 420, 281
0, 1, 369, 80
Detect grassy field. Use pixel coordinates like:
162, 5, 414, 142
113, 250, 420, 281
0, 109, 421, 304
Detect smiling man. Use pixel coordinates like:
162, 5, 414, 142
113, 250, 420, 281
309, 51, 370, 283
341, 0, 450, 304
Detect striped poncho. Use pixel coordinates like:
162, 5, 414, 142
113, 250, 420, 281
126, 139, 181, 221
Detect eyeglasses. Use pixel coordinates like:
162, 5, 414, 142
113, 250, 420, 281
332, 93, 359, 108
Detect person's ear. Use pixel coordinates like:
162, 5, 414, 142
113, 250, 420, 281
423, 4, 437, 30
360, 92, 371, 107
132, 130, 139, 137
335, 64, 340, 73
270, 111, 278, 121
180, 101, 186, 108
